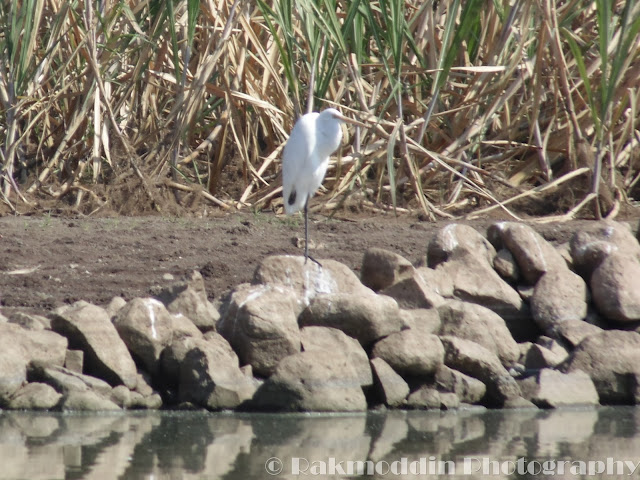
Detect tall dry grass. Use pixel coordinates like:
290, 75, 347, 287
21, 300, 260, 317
0, 0, 639, 219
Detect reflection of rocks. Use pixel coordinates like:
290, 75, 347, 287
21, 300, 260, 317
5, 219, 640, 412
0, 407, 639, 478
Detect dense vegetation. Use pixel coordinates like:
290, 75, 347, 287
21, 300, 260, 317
1, 0, 639, 219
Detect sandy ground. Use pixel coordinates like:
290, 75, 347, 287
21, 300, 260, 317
0, 211, 637, 317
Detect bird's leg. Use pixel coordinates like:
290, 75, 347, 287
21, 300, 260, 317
304, 198, 322, 267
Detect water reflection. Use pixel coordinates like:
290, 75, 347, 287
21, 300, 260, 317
0, 407, 639, 479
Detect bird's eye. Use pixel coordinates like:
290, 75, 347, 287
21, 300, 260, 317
288, 190, 297, 206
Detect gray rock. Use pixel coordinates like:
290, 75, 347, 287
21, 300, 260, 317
519, 369, 599, 408
61, 390, 121, 411
489, 222, 566, 284
300, 326, 372, 386
399, 308, 441, 334
435, 365, 486, 404
552, 319, 603, 348
113, 297, 174, 375
159, 336, 194, 388
372, 329, 444, 377
417, 266, 454, 298
49, 301, 138, 388
8, 382, 62, 410
440, 336, 521, 406
299, 292, 404, 346
561, 330, 640, 404
106, 296, 127, 318
0, 333, 29, 403
439, 392, 461, 410
153, 270, 219, 332
523, 344, 567, 370
380, 272, 444, 308
170, 313, 203, 339
110, 385, 132, 408
0, 322, 67, 368
8, 312, 49, 330
370, 357, 409, 407
591, 252, 640, 322
131, 392, 163, 409
28, 362, 113, 397
438, 300, 520, 367
406, 385, 442, 409
133, 371, 155, 397
253, 255, 372, 304
218, 284, 301, 377
570, 221, 640, 277
361, 248, 414, 291
493, 248, 520, 283
64, 350, 84, 373
249, 350, 367, 412
432, 258, 534, 341
502, 396, 537, 409
427, 224, 496, 267
531, 268, 589, 331
179, 333, 256, 410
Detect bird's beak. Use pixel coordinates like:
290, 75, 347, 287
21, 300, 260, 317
334, 113, 368, 128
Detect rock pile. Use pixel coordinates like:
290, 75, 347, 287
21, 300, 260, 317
1, 220, 639, 411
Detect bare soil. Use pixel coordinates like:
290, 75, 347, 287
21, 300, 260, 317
4, 208, 636, 319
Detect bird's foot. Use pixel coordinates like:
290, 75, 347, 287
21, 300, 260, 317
304, 254, 322, 268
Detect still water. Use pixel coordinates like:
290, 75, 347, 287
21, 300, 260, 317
0, 407, 638, 479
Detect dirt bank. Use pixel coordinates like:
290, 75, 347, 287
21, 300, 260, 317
1, 212, 629, 316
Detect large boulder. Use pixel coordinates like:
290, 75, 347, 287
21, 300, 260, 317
0, 322, 67, 367
179, 333, 256, 410
8, 382, 62, 410
427, 224, 496, 267
372, 329, 444, 377
488, 222, 566, 284
552, 319, 604, 348
300, 326, 372, 386
440, 336, 521, 406
590, 252, 640, 322
361, 248, 414, 291
60, 390, 121, 411
399, 308, 441, 334
0, 334, 28, 404
370, 357, 409, 407
561, 330, 640, 404
28, 362, 113, 397
530, 268, 589, 331
519, 369, 599, 408
435, 365, 486, 404
299, 292, 404, 346
113, 297, 174, 376
253, 256, 372, 304
153, 270, 219, 332
429, 258, 533, 340
217, 284, 300, 377
49, 301, 138, 389
438, 300, 519, 367
570, 221, 640, 277
249, 350, 367, 412
380, 272, 444, 308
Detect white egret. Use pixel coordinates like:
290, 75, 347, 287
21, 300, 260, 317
282, 108, 365, 264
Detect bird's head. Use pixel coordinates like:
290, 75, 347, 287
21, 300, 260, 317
320, 108, 368, 128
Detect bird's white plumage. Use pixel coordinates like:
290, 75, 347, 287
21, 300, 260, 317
282, 108, 344, 215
